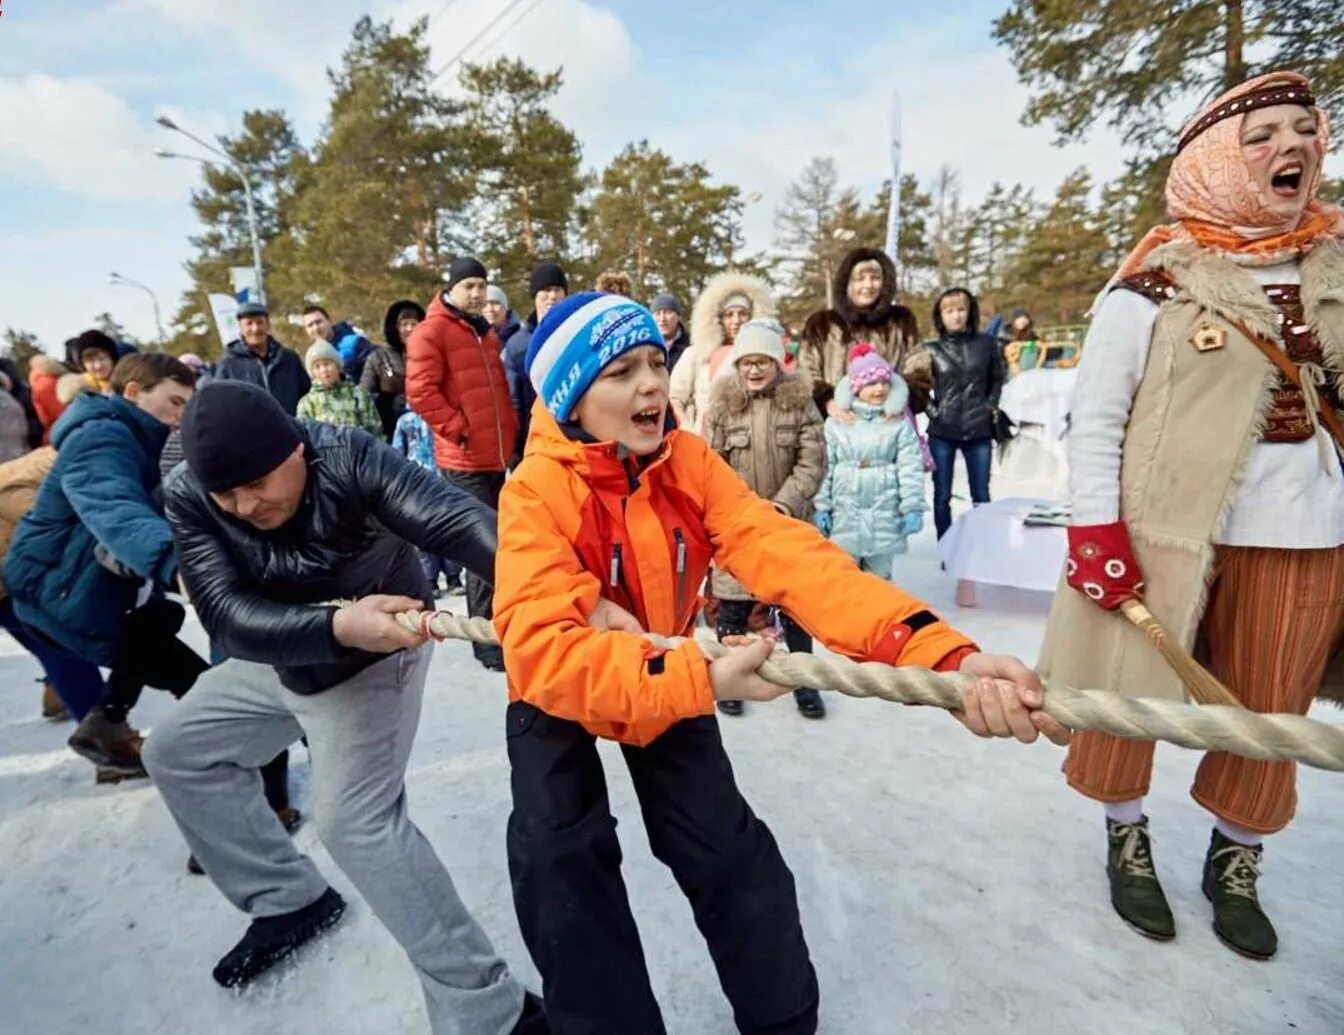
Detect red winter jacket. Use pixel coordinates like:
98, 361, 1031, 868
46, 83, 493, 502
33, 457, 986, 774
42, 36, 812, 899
405, 294, 518, 473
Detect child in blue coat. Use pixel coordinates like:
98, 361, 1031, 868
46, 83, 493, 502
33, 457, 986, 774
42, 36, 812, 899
814, 343, 928, 579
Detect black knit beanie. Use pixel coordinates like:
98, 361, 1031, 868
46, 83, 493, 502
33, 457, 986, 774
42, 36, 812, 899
446, 256, 489, 290
529, 261, 569, 298
181, 381, 302, 493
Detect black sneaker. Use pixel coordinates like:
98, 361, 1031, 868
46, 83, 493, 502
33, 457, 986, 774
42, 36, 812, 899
212, 888, 346, 988
716, 700, 744, 717
511, 991, 549, 1034
1203, 829, 1277, 960
1105, 817, 1175, 941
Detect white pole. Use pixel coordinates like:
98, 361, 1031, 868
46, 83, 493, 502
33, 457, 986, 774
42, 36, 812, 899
885, 90, 902, 263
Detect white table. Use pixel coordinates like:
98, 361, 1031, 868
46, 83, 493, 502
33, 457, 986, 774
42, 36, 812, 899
937, 497, 1066, 596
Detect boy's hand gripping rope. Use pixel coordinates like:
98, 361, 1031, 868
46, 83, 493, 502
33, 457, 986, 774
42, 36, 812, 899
397, 609, 1344, 773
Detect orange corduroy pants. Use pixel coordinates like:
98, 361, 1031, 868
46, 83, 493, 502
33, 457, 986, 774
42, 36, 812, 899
1063, 545, 1344, 834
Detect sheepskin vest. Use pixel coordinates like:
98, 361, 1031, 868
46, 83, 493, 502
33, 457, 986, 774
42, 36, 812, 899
1038, 238, 1344, 705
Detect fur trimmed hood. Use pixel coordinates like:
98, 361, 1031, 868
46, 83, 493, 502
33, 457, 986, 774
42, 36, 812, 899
709, 371, 813, 416
833, 247, 900, 328
688, 272, 776, 363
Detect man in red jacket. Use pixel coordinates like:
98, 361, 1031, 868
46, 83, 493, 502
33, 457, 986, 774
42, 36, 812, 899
406, 256, 518, 671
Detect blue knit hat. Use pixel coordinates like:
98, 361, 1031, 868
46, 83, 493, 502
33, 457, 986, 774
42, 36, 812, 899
525, 292, 666, 421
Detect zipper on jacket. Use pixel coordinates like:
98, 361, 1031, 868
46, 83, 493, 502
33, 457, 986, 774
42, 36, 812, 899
609, 542, 622, 590
673, 528, 688, 626
472, 329, 508, 469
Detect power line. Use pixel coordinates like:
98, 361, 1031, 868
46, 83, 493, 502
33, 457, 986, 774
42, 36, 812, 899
429, 0, 532, 83
427, 0, 463, 25
469, 0, 545, 62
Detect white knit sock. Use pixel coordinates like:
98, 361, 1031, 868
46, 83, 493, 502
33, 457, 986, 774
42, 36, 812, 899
1214, 816, 1264, 847
1104, 798, 1145, 824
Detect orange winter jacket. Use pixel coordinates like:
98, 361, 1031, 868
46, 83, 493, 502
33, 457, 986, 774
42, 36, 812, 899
405, 294, 518, 473
493, 404, 977, 747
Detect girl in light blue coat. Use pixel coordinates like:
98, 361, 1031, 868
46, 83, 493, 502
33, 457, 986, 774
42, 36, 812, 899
814, 343, 927, 579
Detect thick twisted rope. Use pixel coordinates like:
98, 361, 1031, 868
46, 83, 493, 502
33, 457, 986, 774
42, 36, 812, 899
395, 610, 1344, 773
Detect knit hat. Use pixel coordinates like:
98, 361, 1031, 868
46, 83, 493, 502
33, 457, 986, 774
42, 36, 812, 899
486, 285, 509, 309
525, 292, 665, 422
649, 292, 681, 315
236, 301, 269, 318
446, 256, 488, 290
719, 292, 753, 315
847, 342, 892, 393
529, 261, 569, 298
178, 353, 205, 370
727, 320, 786, 369
304, 340, 342, 376
181, 381, 303, 494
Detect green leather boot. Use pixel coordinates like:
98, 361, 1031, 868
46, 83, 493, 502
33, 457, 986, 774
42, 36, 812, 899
1106, 817, 1176, 940
1203, 829, 1277, 960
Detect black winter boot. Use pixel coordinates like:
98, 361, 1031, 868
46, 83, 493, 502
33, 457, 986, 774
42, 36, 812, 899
1203, 829, 1277, 960
511, 991, 549, 1034
1105, 817, 1175, 941
212, 887, 346, 987
793, 688, 826, 719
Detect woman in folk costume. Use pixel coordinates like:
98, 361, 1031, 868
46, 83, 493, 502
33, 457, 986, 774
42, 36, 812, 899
1038, 71, 1344, 961
669, 272, 775, 436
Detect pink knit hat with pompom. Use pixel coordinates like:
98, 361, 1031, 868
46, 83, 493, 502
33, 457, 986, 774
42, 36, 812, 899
847, 342, 892, 392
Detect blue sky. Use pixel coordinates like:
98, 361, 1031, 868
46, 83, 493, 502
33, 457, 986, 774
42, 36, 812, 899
0, 0, 1293, 349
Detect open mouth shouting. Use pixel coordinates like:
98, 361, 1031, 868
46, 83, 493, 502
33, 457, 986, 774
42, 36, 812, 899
631, 403, 665, 435
1271, 161, 1304, 197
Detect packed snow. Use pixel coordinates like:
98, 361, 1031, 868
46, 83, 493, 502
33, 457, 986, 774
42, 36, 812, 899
2, 519, 1342, 1034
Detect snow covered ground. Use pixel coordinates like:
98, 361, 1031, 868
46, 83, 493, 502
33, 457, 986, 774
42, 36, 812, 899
2, 522, 1342, 1034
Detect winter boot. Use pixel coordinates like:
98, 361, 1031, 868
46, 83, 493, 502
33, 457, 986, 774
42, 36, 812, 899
1202, 829, 1277, 960
95, 764, 148, 784
212, 887, 346, 988
793, 688, 826, 719
1105, 817, 1175, 941
68, 711, 144, 773
511, 991, 549, 1034
41, 682, 70, 721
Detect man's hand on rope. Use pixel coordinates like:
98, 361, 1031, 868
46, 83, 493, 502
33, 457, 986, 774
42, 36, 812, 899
333, 595, 430, 653
710, 637, 795, 703
953, 653, 1071, 746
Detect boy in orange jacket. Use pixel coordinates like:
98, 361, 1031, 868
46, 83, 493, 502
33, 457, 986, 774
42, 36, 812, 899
493, 292, 1068, 1034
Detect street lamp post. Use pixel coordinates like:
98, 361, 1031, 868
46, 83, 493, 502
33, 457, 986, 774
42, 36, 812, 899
155, 115, 266, 306
109, 271, 166, 346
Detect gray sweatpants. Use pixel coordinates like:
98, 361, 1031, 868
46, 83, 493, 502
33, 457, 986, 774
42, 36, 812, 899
142, 646, 524, 1035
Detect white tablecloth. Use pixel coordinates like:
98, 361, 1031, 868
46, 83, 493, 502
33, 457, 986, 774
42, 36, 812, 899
937, 497, 1066, 593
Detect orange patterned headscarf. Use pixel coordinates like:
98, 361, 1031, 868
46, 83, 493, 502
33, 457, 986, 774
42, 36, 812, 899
1115, 71, 1344, 280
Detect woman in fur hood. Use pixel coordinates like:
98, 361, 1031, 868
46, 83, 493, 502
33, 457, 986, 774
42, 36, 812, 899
1038, 71, 1344, 961
799, 246, 931, 415
670, 271, 775, 435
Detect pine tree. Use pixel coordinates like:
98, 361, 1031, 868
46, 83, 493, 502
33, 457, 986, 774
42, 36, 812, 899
282, 17, 465, 333
993, 1, 1344, 154
1002, 169, 1111, 324
167, 110, 307, 358
583, 141, 743, 304
2, 328, 44, 378
457, 58, 586, 298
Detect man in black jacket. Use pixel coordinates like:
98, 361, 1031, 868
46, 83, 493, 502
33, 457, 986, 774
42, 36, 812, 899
142, 381, 543, 1034
212, 302, 311, 415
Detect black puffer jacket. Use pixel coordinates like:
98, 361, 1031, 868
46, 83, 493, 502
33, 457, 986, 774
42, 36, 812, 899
165, 422, 497, 693
925, 289, 1007, 442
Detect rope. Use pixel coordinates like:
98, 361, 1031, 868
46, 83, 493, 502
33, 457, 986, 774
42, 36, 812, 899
394, 609, 1344, 773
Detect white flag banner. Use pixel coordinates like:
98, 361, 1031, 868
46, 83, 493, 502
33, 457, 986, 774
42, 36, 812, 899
885, 90, 903, 262
229, 266, 260, 304
208, 293, 240, 349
